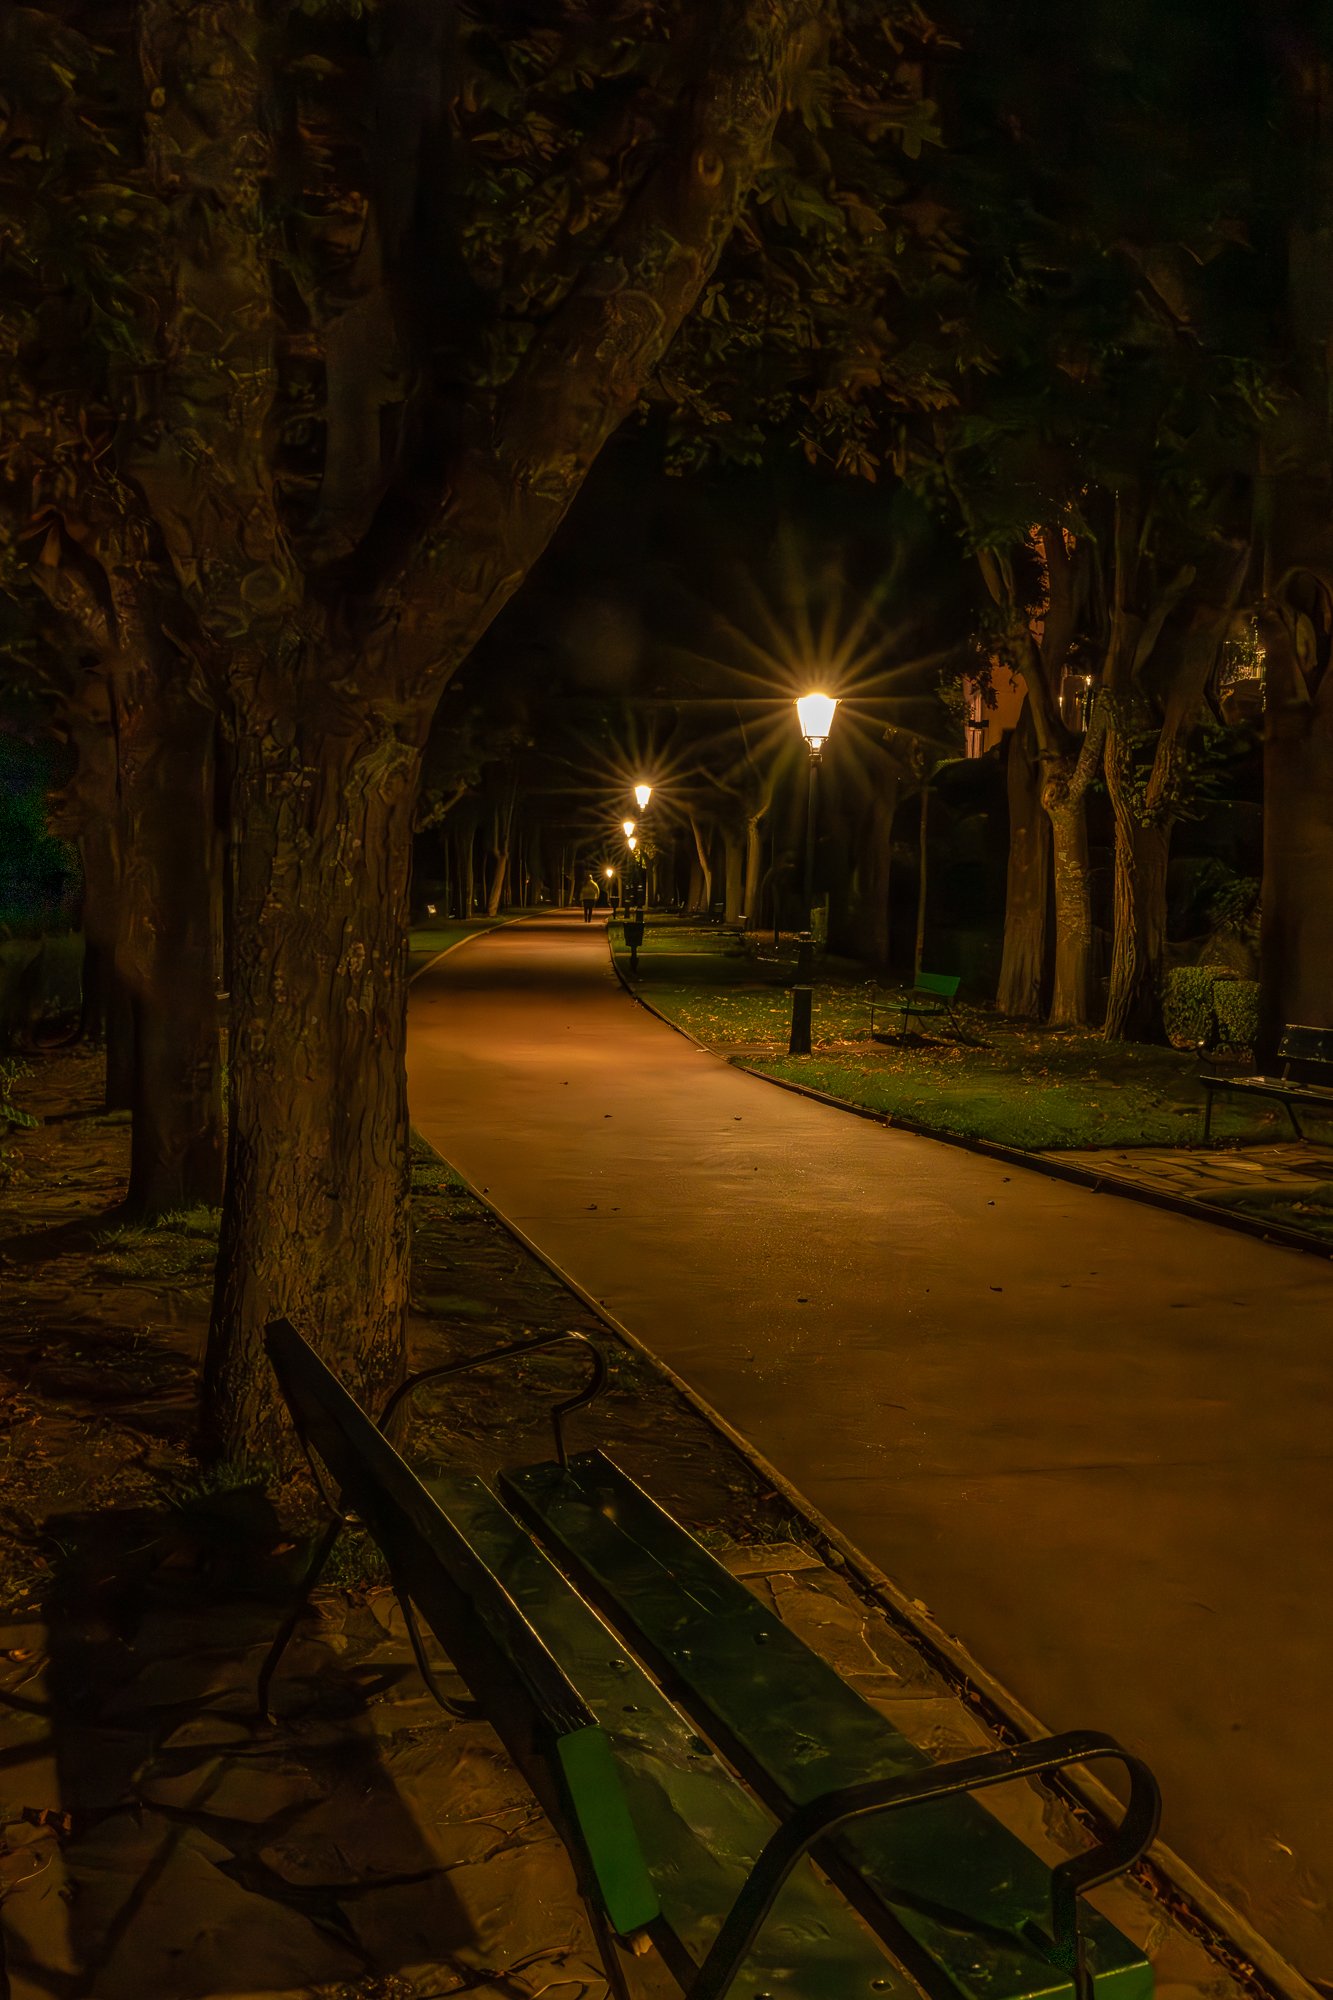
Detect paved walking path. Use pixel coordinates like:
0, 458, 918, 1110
408, 914, 1333, 1987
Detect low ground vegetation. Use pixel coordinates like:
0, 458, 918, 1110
613, 918, 1294, 1154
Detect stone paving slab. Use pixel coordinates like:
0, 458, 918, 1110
1054, 1141, 1333, 1206
0, 1588, 610, 1999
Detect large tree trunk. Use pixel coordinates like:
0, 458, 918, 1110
688, 815, 714, 914
1045, 787, 1096, 1028
1102, 713, 1169, 1042
743, 814, 765, 930
723, 829, 744, 924
115, 671, 224, 1216
1259, 614, 1333, 1054
459, 823, 476, 917
203, 724, 421, 1460
996, 704, 1050, 1017
486, 845, 508, 916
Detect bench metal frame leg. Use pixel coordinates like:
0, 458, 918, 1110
688, 1730, 1161, 2000
256, 1515, 346, 1722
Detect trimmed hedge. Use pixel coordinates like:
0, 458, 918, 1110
1162, 965, 1258, 1053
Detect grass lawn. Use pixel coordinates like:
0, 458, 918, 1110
613, 917, 1279, 1153
407, 915, 508, 978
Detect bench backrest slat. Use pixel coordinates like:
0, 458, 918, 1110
1278, 1025, 1333, 1069
266, 1319, 592, 1737
915, 971, 960, 999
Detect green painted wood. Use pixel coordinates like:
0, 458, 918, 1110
426, 1470, 915, 2000
555, 1725, 662, 1936
503, 1452, 1152, 2000
914, 973, 960, 1000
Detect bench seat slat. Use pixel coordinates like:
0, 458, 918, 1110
427, 1469, 917, 2000
504, 1452, 1151, 2000
1201, 1075, 1333, 1102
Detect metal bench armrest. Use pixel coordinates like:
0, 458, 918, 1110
378, 1328, 607, 1468
688, 1730, 1160, 2000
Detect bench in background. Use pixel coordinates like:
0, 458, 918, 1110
1201, 1024, 1333, 1141
869, 971, 963, 1042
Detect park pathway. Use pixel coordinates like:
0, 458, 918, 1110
407, 913, 1333, 1988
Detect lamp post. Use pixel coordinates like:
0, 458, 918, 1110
789, 692, 838, 1056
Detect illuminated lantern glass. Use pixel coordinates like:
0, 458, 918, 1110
796, 692, 839, 753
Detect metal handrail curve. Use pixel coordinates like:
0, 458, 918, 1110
376, 1327, 608, 1467
688, 1729, 1161, 2000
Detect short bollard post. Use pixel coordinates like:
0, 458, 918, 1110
789, 984, 813, 1055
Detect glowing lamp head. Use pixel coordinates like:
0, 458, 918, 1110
425, 902, 437, 916
633, 782, 652, 810
622, 818, 636, 838
627, 836, 638, 852
796, 692, 839, 755
604, 866, 614, 878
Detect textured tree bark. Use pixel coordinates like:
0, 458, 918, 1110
723, 829, 744, 923
996, 704, 1050, 1017
742, 814, 765, 929
1102, 714, 1170, 1042
112, 670, 224, 1215
204, 719, 421, 1460
486, 847, 508, 917
1259, 616, 1333, 1054
688, 815, 714, 914
458, 822, 476, 917
1045, 786, 1096, 1028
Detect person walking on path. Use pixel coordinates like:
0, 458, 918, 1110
579, 876, 599, 923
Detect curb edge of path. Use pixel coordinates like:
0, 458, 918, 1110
606, 939, 1333, 1270
412, 1133, 1321, 2000
408, 913, 525, 987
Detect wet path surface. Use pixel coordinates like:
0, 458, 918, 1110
408, 914, 1333, 1984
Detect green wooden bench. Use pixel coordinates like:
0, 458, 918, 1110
1201, 1024, 1333, 1141
262, 1318, 1160, 2000
869, 972, 963, 1042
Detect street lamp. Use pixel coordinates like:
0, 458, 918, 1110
634, 782, 652, 811
789, 691, 839, 1056
622, 818, 636, 839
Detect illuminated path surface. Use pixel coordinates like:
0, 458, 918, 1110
408, 913, 1333, 1984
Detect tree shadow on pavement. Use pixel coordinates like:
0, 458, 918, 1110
0, 1486, 611, 1999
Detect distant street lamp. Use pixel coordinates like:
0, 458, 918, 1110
634, 782, 652, 811
789, 691, 839, 1056
627, 835, 638, 852
622, 818, 637, 840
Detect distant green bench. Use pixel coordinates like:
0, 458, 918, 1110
869, 970, 963, 1041
1201, 1024, 1333, 1141
263, 1318, 1160, 2000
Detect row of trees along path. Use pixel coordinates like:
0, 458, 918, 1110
5, 1, 1333, 1456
